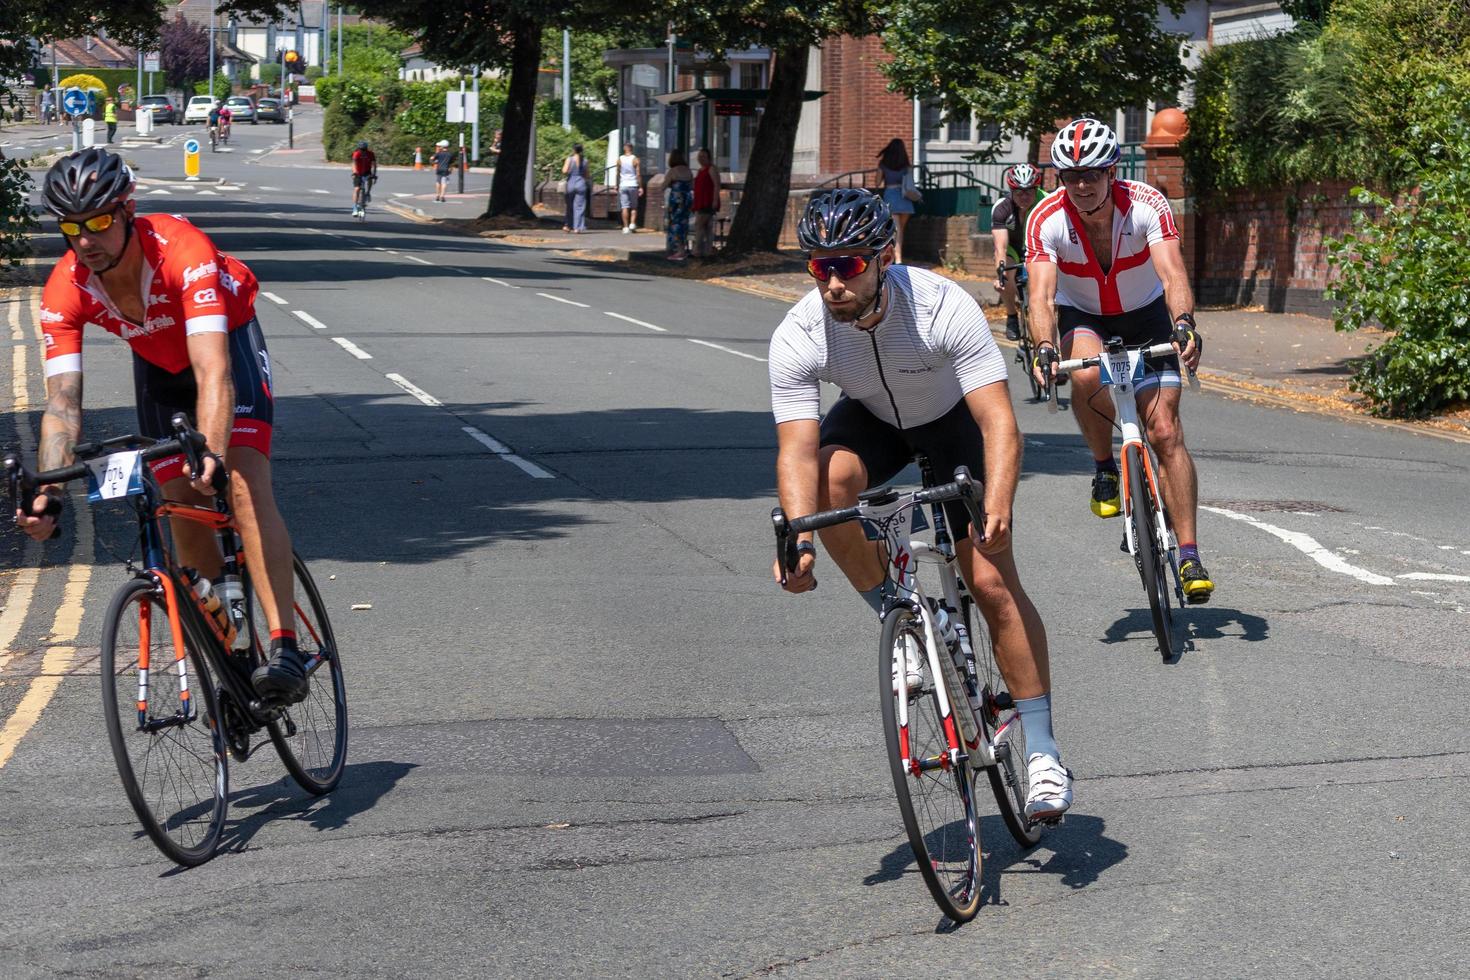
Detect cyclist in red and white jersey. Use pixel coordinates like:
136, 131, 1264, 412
1025, 118, 1214, 602
16, 148, 311, 703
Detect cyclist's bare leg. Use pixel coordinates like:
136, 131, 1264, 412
1001, 270, 1017, 316
1062, 329, 1115, 460
1136, 385, 1198, 544
958, 537, 1048, 700
165, 479, 224, 579
814, 445, 886, 592
226, 448, 294, 635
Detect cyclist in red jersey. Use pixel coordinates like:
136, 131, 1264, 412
16, 148, 310, 703
351, 140, 377, 217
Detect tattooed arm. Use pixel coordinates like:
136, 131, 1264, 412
16, 371, 82, 540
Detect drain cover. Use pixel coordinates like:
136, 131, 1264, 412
1203, 499, 1349, 514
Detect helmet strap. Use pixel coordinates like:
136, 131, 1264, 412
856, 263, 889, 327
95, 213, 135, 275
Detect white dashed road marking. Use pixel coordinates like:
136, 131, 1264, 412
292, 310, 329, 330
605, 312, 666, 332
385, 373, 442, 407
404, 255, 434, 266
1398, 572, 1470, 583
484, 277, 518, 288
1200, 505, 1395, 586
462, 427, 554, 479
260, 291, 287, 305
332, 337, 372, 360
537, 292, 589, 308
687, 338, 767, 362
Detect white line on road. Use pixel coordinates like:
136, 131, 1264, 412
292, 310, 329, 330
259, 186, 282, 191
462, 427, 555, 479
536, 292, 590, 308
1398, 572, 1470, 583
195, 190, 219, 196
309, 188, 331, 195
483, 277, 519, 288
604, 311, 666, 331
404, 254, 434, 265
1200, 505, 1395, 586
147, 188, 171, 195
687, 338, 768, 362
260, 291, 287, 305
386, 373, 442, 407
332, 337, 373, 360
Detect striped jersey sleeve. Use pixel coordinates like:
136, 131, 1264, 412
768, 295, 824, 424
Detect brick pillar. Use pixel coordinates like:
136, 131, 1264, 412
1143, 108, 1194, 289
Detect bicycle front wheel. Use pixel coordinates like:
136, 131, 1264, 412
251, 552, 348, 794
1126, 445, 1174, 660
100, 577, 228, 866
878, 606, 982, 922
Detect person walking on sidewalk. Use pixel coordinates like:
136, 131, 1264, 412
664, 150, 694, 261
617, 143, 642, 233
103, 99, 118, 143
432, 139, 453, 202
1025, 117, 1214, 603
877, 138, 919, 264
691, 147, 722, 259
562, 143, 590, 233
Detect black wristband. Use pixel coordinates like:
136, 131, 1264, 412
795, 541, 817, 558
1174, 311, 1196, 330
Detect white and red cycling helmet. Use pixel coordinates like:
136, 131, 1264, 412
1004, 163, 1040, 189
1049, 118, 1121, 170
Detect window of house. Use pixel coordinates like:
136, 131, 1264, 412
977, 121, 1002, 143
946, 110, 971, 143
921, 100, 943, 143
1122, 105, 1148, 144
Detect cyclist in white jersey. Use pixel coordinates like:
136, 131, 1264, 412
1025, 118, 1214, 603
769, 188, 1072, 820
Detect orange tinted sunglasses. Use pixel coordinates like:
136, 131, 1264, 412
58, 208, 121, 237
806, 254, 872, 281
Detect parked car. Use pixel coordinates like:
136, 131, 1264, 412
255, 98, 286, 124
137, 95, 177, 125
224, 95, 256, 124
183, 96, 218, 124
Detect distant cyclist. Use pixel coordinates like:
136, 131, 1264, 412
351, 140, 378, 217
991, 163, 1043, 341
1024, 118, 1214, 603
207, 101, 221, 146
217, 104, 232, 143
769, 188, 1074, 821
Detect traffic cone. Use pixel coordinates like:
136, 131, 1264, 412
414, 146, 423, 170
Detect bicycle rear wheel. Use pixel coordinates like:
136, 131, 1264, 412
965, 598, 1041, 847
879, 606, 981, 922
250, 552, 348, 794
1126, 445, 1174, 660
1017, 310, 1044, 401
100, 577, 228, 866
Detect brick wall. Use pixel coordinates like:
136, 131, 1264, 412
819, 36, 913, 176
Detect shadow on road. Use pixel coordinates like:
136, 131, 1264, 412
1103, 605, 1269, 646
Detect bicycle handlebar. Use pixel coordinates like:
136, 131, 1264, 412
771, 467, 986, 584
1041, 330, 1203, 413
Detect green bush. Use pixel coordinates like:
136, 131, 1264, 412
0, 156, 39, 266
1324, 103, 1470, 417
258, 64, 282, 86
193, 73, 230, 100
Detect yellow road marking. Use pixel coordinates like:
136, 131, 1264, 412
0, 289, 41, 674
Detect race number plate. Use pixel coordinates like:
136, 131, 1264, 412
85, 451, 144, 501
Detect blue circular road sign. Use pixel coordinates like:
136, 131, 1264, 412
62, 88, 88, 115
184, 138, 200, 155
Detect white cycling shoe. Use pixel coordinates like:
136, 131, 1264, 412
891, 634, 925, 697
1024, 753, 1074, 822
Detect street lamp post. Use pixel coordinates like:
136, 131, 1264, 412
562, 31, 571, 132
208, 9, 216, 99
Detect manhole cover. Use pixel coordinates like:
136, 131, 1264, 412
1202, 499, 1349, 514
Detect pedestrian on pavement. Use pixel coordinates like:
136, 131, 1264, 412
691, 147, 722, 260
562, 143, 590, 233
40, 87, 54, 125
617, 142, 642, 233
432, 139, 453, 202
877, 138, 920, 264
664, 150, 694, 261
104, 99, 118, 144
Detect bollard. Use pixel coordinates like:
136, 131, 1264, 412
288, 109, 294, 149
457, 146, 466, 195
414, 146, 423, 170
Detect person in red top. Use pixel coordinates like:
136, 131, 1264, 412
351, 140, 377, 217
17, 148, 310, 703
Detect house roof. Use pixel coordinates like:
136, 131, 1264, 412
170, 1, 366, 31
40, 36, 138, 71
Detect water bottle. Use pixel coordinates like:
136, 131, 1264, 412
186, 569, 235, 648
933, 602, 960, 652
215, 575, 249, 650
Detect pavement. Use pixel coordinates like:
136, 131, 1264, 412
2, 110, 1469, 978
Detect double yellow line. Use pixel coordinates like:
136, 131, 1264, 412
0, 287, 94, 770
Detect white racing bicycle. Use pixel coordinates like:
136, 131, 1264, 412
773, 458, 1043, 922
1041, 333, 1200, 660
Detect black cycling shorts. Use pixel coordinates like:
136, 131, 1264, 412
352, 173, 372, 188
1058, 295, 1180, 389
132, 316, 275, 483
819, 396, 986, 537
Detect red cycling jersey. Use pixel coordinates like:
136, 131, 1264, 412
40, 213, 259, 378
352, 148, 376, 176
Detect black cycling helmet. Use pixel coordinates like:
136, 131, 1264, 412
797, 188, 896, 254
42, 147, 134, 218
357, 140, 369, 150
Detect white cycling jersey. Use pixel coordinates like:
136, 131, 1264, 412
768, 265, 1008, 428
1025, 179, 1179, 316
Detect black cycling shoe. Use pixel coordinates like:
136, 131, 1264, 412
251, 639, 310, 704
1091, 470, 1121, 519
1180, 559, 1216, 604
1004, 314, 1021, 341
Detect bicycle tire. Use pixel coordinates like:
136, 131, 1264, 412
964, 600, 1042, 848
878, 606, 982, 922
1017, 308, 1044, 402
100, 577, 228, 866
1126, 445, 1174, 659
254, 552, 348, 794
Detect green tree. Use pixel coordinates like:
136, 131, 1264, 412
879, 0, 1189, 163
670, 1, 880, 254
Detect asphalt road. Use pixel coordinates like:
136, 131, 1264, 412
1, 116, 1467, 978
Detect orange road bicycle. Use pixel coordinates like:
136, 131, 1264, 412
5, 415, 346, 866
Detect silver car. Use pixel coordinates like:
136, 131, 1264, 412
224, 96, 257, 124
